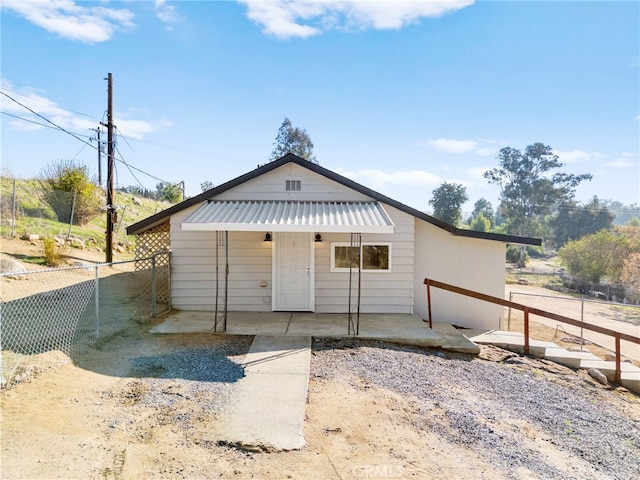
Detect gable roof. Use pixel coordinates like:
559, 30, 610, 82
126, 153, 541, 246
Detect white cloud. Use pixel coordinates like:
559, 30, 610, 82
1, 79, 158, 139
426, 138, 478, 154
155, 0, 180, 29
337, 168, 442, 189
601, 159, 634, 169
554, 149, 597, 164
237, 0, 473, 39
1, 0, 135, 43
475, 147, 495, 157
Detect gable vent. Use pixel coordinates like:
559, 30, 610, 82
286, 180, 301, 191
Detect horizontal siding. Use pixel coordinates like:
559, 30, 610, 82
314, 204, 414, 313
413, 220, 505, 330
215, 163, 372, 202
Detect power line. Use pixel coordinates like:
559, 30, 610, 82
0, 90, 95, 150
1, 88, 96, 119
1, 111, 93, 138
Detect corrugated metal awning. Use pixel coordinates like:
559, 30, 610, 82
181, 200, 395, 233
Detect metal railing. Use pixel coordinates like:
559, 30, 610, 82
1, 253, 170, 388
424, 278, 640, 383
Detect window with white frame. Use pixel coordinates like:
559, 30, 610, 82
331, 243, 391, 272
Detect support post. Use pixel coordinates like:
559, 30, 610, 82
523, 306, 530, 355
68, 190, 77, 238
105, 72, 115, 263
615, 334, 621, 384
426, 280, 433, 329
580, 299, 585, 351
95, 266, 100, 338
507, 291, 513, 331
151, 254, 157, 317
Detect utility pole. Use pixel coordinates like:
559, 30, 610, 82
90, 127, 102, 187
103, 73, 115, 263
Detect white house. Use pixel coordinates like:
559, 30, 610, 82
126, 154, 540, 330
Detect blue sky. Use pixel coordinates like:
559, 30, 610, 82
1, 0, 638, 217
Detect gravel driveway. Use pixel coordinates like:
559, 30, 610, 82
311, 338, 640, 480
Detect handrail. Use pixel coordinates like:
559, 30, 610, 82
424, 278, 640, 384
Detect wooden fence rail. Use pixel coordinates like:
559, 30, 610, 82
424, 278, 640, 383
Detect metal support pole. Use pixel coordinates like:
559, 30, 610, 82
95, 266, 100, 339
11, 178, 16, 237
224, 231, 229, 331
524, 306, 530, 355
151, 254, 157, 317
68, 190, 77, 238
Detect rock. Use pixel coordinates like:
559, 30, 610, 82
588, 368, 608, 385
23, 234, 40, 242
0, 258, 28, 279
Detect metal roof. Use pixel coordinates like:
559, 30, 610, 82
181, 200, 395, 233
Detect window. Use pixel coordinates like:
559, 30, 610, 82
286, 180, 301, 191
331, 243, 391, 272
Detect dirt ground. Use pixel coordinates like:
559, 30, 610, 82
1, 239, 639, 479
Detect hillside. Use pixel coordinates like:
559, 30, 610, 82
0, 175, 174, 251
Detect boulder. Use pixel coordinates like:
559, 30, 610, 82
588, 368, 608, 385
0, 258, 28, 279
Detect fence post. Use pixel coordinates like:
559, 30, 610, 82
151, 254, 157, 317
68, 190, 77, 238
580, 299, 585, 352
508, 291, 513, 331
523, 306, 530, 355
615, 334, 621, 384
95, 265, 100, 339
11, 178, 17, 237
426, 280, 433, 329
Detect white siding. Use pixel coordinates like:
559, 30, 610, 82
413, 220, 505, 330
215, 163, 372, 202
171, 204, 274, 312
314, 204, 414, 314
169, 167, 415, 313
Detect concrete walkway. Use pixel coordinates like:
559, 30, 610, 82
217, 335, 311, 451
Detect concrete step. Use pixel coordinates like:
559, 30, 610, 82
430, 322, 481, 354
468, 330, 640, 394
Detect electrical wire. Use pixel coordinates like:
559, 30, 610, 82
1, 111, 93, 138
0, 91, 96, 149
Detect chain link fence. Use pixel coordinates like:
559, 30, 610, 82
0, 253, 170, 388
507, 291, 640, 362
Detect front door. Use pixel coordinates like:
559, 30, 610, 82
272, 232, 314, 311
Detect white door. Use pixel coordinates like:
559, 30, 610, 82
272, 232, 314, 311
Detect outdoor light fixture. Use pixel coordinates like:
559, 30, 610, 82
315, 233, 322, 242
264, 232, 272, 242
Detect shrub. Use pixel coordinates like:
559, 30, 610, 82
42, 237, 67, 267
39, 160, 102, 226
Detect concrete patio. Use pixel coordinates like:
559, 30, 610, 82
149, 310, 481, 353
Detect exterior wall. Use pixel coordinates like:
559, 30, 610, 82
314, 204, 414, 314
170, 166, 415, 313
171, 204, 274, 312
214, 163, 372, 202
413, 220, 505, 330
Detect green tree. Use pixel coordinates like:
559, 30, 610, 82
155, 182, 182, 203
469, 213, 491, 232
558, 229, 631, 284
429, 182, 468, 227
549, 196, 614, 248
269, 117, 318, 164
468, 197, 494, 227
483, 143, 592, 238
39, 159, 101, 225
